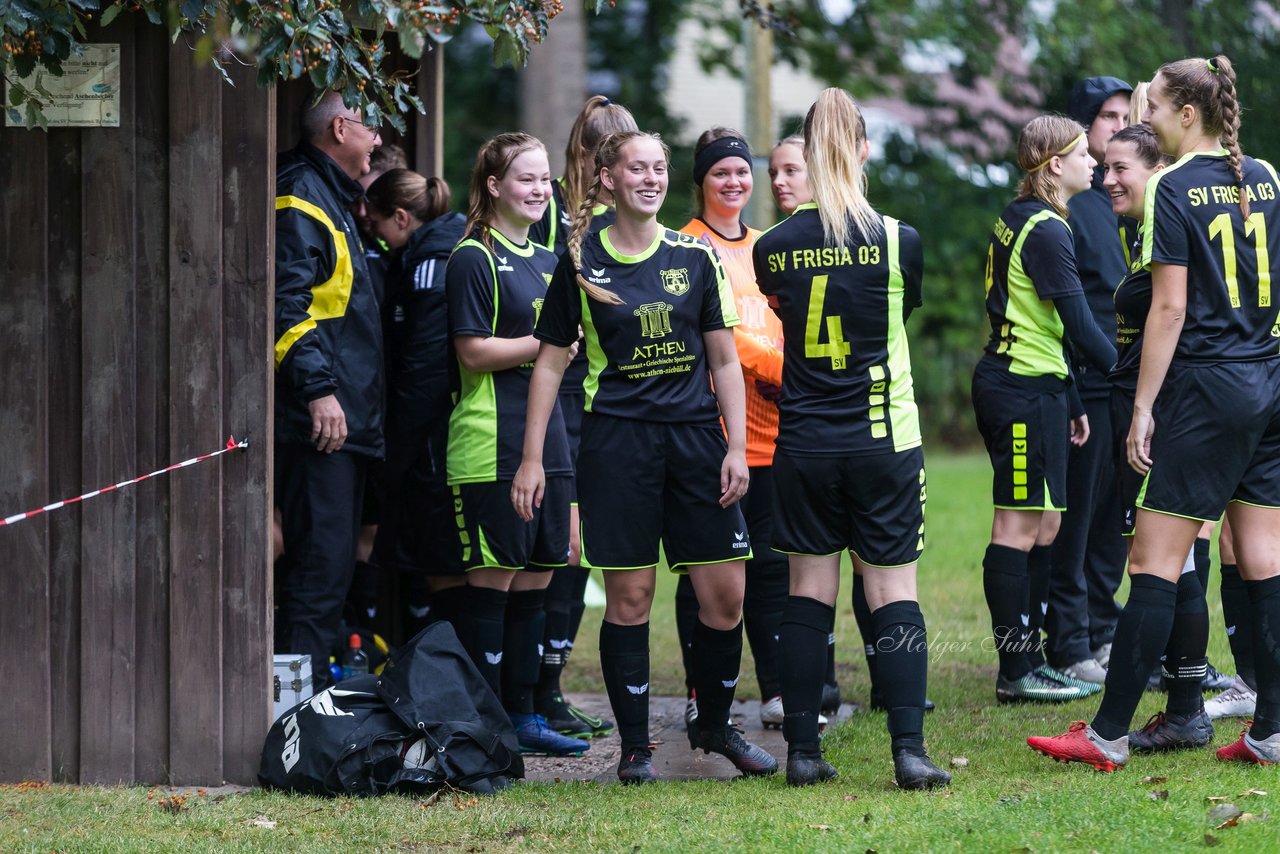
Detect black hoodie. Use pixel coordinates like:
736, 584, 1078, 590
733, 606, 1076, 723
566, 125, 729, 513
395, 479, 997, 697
382, 211, 467, 475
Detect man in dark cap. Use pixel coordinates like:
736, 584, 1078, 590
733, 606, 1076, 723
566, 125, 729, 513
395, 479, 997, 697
1042, 76, 1131, 687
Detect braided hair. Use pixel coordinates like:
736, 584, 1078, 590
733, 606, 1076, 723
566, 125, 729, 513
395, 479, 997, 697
566, 130, 671, 305
1157, 55, 1248, 217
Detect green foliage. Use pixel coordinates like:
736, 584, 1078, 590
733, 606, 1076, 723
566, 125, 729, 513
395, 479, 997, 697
1, 0, 569, 131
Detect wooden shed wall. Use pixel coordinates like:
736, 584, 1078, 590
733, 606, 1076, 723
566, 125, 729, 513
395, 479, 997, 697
0, 19, 275, 785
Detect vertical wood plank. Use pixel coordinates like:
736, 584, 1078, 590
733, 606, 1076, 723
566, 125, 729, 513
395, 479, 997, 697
132, 20, 173, 784
78, 21, 139, 784
167, 42, 225, 785
414, 49, 444, 177
219, 61, 276, 785
0, 126, 53, 783
45, 125, 84, 783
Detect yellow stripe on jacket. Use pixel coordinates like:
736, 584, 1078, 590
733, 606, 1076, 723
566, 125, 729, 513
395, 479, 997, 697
274, 195, 354, 368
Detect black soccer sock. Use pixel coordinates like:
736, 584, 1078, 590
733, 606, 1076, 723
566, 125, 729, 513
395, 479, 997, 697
426, 584, 468, 629
600, 620, 651, 750
853, 574, 878, 693
563, 564, 591, 648
693, 619, 744, 735
1221, 563, 1256, 689
1092, 574, 1177, 741
675, 573, 699, 695
982, 544, 1032, 681
1165, 571, 1209, 718
1024, 545, 1052, 670
743, 556, 787, 701
537, 567, 576, 702
1193, 537, 1211, 598
461, 586, 509, 699
1245, 576, 1280, 740
872, 600, 929, 757
501, 588, 547, 716
779, 596, 835, 746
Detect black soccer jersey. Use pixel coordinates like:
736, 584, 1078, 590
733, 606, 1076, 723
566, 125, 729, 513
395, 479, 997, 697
535, 226, 739, 424
1111, 268, 1151, 395
446, 227, 571, 484
753, 203, 923, 456
982, 198, 1086, 379
1142, 150, 1280, 363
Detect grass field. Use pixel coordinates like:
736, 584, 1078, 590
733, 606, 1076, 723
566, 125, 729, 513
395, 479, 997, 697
2, 453, 1273, 853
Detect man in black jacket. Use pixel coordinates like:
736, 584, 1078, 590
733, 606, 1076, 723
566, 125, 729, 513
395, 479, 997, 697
275, 89, 385, 689
1044, 77, 1131, 685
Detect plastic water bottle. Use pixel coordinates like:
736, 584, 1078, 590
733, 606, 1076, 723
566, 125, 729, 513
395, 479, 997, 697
342, 633, 369, 680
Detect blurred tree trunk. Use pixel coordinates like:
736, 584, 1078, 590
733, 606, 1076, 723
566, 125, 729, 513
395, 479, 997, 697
519, 3, 587, 177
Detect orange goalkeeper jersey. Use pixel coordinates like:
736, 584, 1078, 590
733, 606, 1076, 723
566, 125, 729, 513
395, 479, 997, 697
680, 217, 783, 467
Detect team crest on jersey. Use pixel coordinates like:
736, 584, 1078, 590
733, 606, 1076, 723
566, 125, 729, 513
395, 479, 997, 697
532, 297, 545, 325
660, 267, 690, 296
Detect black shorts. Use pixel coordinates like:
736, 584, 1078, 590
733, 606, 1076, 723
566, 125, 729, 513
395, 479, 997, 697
771, 448, 926, 568
576, 414, 751, 571
972, 366, 1069, 511
1137, 360, 1280, 521
1110, 388, 1143, 536
558, 387, 585, 503
451, 477, 572, 571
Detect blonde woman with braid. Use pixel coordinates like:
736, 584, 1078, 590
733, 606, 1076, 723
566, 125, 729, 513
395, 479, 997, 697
1031, 55, 1280, 769
512, 130, 779, 784
972, 115, 1116, 707
528, 97, 638, 741
752, 88, 947, 789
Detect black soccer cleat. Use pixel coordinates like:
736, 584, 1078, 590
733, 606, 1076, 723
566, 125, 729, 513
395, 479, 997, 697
893, 751, 951, 790
1128, 708, 1214, 752
617, 745, 658, 785
786, 746, 839, 787
538, 693, 615, 739
690, 724, 779, 776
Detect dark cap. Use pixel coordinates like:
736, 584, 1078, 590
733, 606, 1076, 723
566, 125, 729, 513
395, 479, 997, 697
1067, 76, 1133, 127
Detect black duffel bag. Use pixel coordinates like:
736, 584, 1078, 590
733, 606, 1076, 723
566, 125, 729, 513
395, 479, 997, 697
259, 621, 523, 796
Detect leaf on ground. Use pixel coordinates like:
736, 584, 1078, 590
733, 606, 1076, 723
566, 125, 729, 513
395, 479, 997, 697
1010, 847, 1032, 853
1204, 834, 1220, 847
1139, 775, 1168, 785
505, 825, 529, 839
808, 824, 833, 831
1207, 803, 1242, 824
999, 796, 1022, 805
1238, 813, 1264, 823
843, 794, 859, 801
951, 757, 969, 767
1239, 789, 1267, 798
247, 815, 276, 829
1148, 790, 1169, 801
1215, 817, 1238, 830
417, 791, 442, 810
1206, 796, 1230, 803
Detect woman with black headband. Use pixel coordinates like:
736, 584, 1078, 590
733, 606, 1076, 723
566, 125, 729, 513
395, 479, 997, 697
674, 129, 799, 733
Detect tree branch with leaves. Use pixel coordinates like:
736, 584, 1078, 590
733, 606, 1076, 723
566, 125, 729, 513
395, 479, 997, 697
2, 0, 573, 130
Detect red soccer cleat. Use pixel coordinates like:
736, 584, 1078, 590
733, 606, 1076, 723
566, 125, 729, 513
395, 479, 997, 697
1027, 720, 1128, 772
1216, 721, 1280, 765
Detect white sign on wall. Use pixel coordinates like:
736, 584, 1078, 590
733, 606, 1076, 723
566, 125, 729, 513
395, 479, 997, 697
6, 44, 121, 128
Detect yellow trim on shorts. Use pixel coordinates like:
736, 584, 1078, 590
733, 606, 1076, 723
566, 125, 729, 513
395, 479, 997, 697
848, 548, 922, 570
1131, 505, 1217, 524
669, 552, 754, 574
773, 548, 845, 558
1227, 498, 1280, 510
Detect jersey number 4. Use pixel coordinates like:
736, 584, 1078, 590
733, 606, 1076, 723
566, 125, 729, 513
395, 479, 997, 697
1208, 212, 1272, 308
805, 274, 851, 370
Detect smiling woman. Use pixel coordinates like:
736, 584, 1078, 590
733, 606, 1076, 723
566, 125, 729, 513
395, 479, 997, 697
675, 128, 792, 735
512, 130, 777, 784
441, 132, 590, 759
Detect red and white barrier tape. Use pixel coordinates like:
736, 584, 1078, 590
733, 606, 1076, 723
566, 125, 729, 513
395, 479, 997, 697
2, 435, 249, 527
